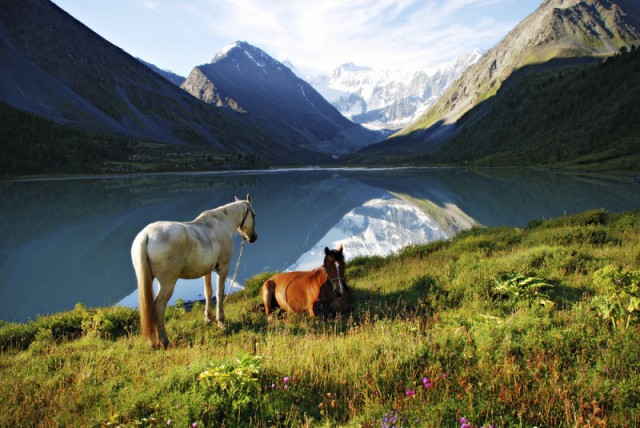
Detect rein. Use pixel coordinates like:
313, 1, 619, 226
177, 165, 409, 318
224, 238, 245, 303
225, 203, 252, 302
239, 203, 253, 229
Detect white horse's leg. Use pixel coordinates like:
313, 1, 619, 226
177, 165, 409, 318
216, 265, 229, 328
203, 272, 213, 324
154, 279, 176, 349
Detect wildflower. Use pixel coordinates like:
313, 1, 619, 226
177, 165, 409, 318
271, 383, 276, 389
381, 409, 398, 428
192, 423, 198, 428
405, 389, 415, 398
460, 417, 472, 428
167, 420, 172, 426
283, 376, 290, 384
423, 377, 431, 389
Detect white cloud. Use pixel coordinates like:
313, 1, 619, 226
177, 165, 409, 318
179, 0, 534, 74
53, 0, 538, 75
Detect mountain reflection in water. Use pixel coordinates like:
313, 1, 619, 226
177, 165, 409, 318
1, 168, 639, 322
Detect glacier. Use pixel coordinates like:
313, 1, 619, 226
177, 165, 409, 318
296, 49, 483, 131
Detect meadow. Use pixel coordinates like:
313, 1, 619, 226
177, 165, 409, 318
1, 208, 639, 427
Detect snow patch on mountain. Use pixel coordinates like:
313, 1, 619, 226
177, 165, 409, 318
297, 49, 483, 131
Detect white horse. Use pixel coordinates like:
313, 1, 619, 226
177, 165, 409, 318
131, 194, 257, 348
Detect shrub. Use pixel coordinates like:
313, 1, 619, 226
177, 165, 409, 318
197, 355, 263, 423
591, 265, 640, 330
0, 322, 38, 351
493, 273, 555, 308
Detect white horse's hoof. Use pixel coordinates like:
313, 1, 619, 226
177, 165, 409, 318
217, 320, 226, 329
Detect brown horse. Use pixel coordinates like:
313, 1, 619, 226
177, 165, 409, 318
262, 246, 353, 318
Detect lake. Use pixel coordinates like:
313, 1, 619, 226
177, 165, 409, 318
1, 168, 639, 322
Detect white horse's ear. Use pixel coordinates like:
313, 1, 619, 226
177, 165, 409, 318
235, 196, 240, 202
246, 193, 252, 204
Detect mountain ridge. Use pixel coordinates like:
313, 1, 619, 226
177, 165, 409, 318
399, 0, 640, 139
302, 50, 482, 131
181, 41, 381, 158
0, 0, 281, 158
355, 0, 640, 163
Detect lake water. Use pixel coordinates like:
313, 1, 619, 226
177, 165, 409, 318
1, 168, 639, 322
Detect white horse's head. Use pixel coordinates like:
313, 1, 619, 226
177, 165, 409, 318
236, 194, 258, 243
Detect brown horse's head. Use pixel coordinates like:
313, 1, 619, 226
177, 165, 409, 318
324, 245, 346, 297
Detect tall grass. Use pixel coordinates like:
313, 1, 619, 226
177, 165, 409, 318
1, 209, 639, 427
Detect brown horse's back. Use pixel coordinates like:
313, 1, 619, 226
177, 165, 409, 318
262, 269, 326, 317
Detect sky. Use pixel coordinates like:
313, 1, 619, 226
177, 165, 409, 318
51, 0, 541, 77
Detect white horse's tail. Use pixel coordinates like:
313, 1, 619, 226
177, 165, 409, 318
131, 232, 157, 345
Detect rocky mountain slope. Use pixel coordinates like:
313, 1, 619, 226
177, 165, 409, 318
181, 41, 381, 157
303, 50, 482, 132
366, 0, 640, 157
1, 0, 367, 167
0, 0, 277, 154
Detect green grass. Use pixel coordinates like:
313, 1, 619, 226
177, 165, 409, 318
1, 209, 640, 427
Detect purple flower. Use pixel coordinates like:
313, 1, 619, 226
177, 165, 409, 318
166, 420, 172, 426
423, 377, 431, 388
405, 389, 415, 397
283, 376, 290, 384
192, 423, 198, 428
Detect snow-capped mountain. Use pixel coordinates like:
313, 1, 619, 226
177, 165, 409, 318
300, 50, 482, 131
181, 41, 381, 160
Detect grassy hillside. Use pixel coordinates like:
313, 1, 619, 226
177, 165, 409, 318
1, 209, 639, 426
388, 0, 640, 143
430, 47, 640, 169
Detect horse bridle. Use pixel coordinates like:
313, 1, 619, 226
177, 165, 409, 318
239, 203, 255, 232
323, 256, 346, 296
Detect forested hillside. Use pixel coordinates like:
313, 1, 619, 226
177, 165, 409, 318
432, 46, 640, 169
351, 46, 640, 170
0, 102, 265, 177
